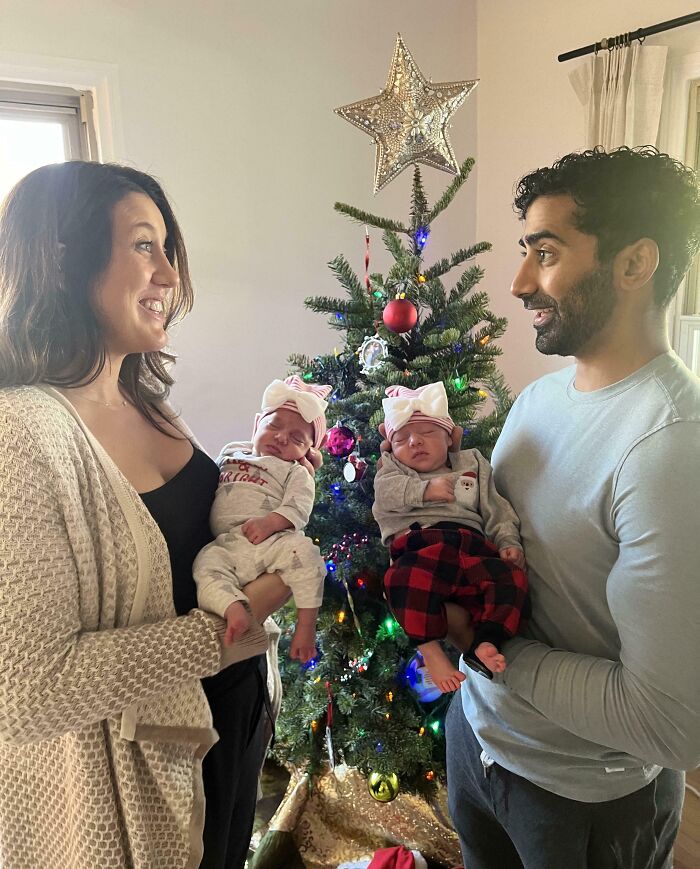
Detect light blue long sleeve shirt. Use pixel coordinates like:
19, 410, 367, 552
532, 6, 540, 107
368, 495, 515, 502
461, 352, 700, 801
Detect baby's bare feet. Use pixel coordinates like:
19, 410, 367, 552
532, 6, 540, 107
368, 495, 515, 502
223, 601, 251, 646
475, 641, 506, 673
420, 641, 466, 694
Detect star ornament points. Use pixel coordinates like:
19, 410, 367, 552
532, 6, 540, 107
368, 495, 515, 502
335, 33, 478, 193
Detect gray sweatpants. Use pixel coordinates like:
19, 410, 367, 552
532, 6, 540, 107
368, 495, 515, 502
445, 695, 685, 869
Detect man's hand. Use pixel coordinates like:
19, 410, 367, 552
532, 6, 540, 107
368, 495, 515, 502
500, 546, 526, 570
223, 600, 251, 646
242, 512, 292, 544
290, 622, 317, 663
424, 476, 456, 503
449, 425, 464, 452
377, 422, 391, 455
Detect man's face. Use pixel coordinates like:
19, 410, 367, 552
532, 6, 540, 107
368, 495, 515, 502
511, 195, 617, 357
391, 421, 450, 473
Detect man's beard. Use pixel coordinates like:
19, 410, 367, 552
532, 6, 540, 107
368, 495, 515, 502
527, 265, 616, 357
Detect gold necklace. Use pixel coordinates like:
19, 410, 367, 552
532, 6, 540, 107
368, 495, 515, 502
66, 390, 130, 409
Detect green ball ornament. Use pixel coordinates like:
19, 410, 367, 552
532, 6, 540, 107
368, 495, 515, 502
367, 770, 400, 803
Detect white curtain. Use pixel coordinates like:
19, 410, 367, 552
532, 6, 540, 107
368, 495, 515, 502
569, 44, 668, 149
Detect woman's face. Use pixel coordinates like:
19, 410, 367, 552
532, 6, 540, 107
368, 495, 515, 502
92, 192, 178, 357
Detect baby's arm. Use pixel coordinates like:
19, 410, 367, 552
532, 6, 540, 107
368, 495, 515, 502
242, 512, 293, 544
473, 450, 524, 556
242, 464, 316, 544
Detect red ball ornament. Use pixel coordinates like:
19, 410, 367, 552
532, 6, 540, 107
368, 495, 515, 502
383, 298, 418, 333
325, 424, 356, 458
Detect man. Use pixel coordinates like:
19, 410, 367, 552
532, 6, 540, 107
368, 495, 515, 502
446, 146, 700, 869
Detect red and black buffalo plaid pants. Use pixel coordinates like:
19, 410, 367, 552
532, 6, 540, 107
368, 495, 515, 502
384, 523, 529, 649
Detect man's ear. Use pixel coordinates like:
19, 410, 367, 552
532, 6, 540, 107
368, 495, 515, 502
613, 238, 659, 294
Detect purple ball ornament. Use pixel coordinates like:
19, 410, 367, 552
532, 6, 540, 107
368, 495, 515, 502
325, 424, 356, 458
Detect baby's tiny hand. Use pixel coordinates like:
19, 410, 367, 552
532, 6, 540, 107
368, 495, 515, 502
242, 516, 274, 545
223, 601, 251, 646
424, 476, 456, 503
499, 547, 526, 570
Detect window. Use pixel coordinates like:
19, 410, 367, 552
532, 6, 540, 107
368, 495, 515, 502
676, 78, 700, 375
0, 82, 97, 203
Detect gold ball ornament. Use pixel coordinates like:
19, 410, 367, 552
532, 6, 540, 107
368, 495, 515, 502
367, 770, 400, 803
335, 33, 478, 193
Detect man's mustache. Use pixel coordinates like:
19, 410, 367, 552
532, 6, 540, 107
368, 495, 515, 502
523, 294, 557, 310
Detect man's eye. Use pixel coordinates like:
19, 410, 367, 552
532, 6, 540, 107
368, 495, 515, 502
536, 249, 553, 261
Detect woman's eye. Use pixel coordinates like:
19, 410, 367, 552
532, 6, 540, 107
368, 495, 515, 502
137, 240, 153, 253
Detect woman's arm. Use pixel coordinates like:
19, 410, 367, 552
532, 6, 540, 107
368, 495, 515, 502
244, 572, 292, 623
0, 411, 223, 746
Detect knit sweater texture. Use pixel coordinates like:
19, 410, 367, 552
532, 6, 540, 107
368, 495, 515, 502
0, 386, 252, 868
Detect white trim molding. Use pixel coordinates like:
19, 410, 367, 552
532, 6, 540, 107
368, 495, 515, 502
0, 50, 124, 162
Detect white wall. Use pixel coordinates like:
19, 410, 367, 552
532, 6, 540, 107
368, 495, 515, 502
0, 0, 477, 453
2, 2, 699, 444
475, 1, 700, 394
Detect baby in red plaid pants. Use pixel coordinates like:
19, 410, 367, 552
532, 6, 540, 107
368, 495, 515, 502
372, 382, 529, 693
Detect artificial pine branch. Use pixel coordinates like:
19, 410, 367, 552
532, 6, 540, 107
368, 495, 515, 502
335, 201, 408, 234
426, 157, 475, 224
327, 255, 369, 304
410, 165, 429, 233
423, 241, 492, 280
447, 265, 485, 303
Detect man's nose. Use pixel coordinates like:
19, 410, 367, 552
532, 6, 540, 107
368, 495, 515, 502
511, 255, 537, 299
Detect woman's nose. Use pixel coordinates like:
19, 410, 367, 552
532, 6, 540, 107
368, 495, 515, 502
153, 249, 178, 289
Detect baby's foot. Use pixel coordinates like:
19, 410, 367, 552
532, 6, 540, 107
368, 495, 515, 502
223, 601, 251, 646
420, 642, 466, 694
474, 641, 506, 673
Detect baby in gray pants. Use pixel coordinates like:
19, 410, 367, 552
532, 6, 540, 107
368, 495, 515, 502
194, 376, 330, 662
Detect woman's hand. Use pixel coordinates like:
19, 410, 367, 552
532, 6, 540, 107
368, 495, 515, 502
298, 446, 323, 476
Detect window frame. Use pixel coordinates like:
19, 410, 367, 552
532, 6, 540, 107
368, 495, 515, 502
0, 81, 97, 162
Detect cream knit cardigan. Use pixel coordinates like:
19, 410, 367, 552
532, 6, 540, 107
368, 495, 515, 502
0, 385, 268, 868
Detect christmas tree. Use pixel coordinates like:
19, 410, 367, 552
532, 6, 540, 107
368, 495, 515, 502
271, 159, 512, 801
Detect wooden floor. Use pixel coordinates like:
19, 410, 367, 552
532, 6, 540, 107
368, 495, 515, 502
251, 764, 700, 867
676, 769, 700, 869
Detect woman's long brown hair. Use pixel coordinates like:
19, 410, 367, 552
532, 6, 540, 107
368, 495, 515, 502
0, 161, 194, 433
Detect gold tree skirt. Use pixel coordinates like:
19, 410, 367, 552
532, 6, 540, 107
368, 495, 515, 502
252, 765, 461, 868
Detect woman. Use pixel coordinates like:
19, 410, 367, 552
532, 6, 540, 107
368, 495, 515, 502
0, 161, 293, 868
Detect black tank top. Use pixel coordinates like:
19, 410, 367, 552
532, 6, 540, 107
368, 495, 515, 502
140, 447, 261, 695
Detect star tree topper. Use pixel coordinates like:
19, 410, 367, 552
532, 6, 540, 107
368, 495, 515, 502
335, 33, 478, 193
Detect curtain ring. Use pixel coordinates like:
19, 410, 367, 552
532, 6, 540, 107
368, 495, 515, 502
638, 33, 646, 46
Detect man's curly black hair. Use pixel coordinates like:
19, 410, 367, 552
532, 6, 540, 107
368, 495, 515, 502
513, 146, 700, 308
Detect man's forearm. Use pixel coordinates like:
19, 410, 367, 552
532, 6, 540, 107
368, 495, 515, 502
503, 638, 700, 769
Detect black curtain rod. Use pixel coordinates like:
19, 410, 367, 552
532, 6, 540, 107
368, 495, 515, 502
558, 11, 700, 62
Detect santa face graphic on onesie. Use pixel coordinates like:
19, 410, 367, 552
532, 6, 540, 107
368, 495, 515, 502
454, 470, 477, 505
